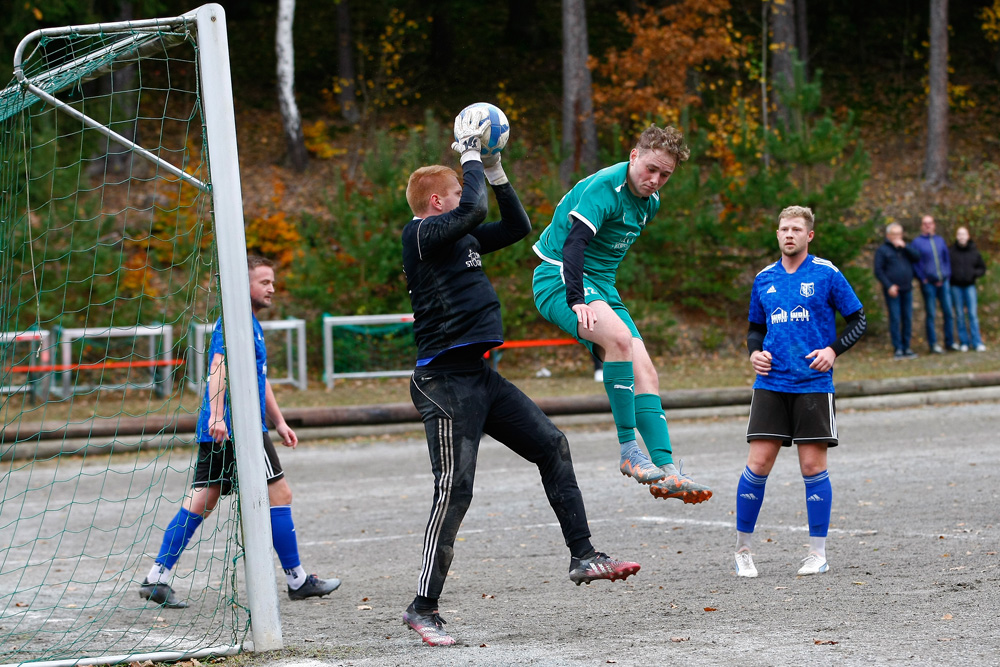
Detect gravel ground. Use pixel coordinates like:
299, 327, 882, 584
253, 399, 1000, 666
5, 399, 996, 667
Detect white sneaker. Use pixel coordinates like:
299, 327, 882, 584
734, 549, 758, 578
976, 344, 987, 352
797, 552, 829, 576
932, 344, 944, 354
959, 344, 969, 352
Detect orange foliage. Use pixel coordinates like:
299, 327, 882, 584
591, 0, 744, 139
244, 177, 302, 267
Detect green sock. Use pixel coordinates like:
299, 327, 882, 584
635, 393, 673, 467
602, 361, 637, 443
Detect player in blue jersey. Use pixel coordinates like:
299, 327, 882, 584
139, 256, 339, 608
532, 125, 711, 504
734, 206, 867, 578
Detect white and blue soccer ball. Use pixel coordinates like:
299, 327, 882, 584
456, 102, 510, 157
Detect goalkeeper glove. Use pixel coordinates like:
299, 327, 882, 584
482, 153, 508, 186
452, 109, 488, 164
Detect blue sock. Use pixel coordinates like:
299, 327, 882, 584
803, 470, 832, 537
270, 505, 301, 571
735, 466, 767, 534
155, 507, 203, 570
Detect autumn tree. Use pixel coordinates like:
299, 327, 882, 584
924, 0, 949, 189
336, 0, 360, 124
591, 0, 743, 150
561, 0, 598, 183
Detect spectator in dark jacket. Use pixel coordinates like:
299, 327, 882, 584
950, 226, 987, 352
874, 223, 920, 359
910, 215, 956, 353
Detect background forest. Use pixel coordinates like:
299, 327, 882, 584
2, 0, 999, 366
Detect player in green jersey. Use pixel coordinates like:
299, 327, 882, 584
532, 125, 712, 504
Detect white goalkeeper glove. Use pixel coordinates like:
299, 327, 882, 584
452, 109, 488, 164
482, 153, 508, 186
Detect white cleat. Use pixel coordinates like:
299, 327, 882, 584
734, 549, 758, 578
797, 552, 829, 576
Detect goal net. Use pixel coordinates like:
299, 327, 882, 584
0, 5, 280, 665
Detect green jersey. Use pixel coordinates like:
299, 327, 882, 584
532, 161, 660, 283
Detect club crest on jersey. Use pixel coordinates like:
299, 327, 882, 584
612, 231, 639, 250
800, 282, 815, 297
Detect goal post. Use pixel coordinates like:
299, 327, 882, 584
0, 4, 281, 665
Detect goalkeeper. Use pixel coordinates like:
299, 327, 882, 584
399, 108, 640, 647
532, 125, 712, 504
138, 256, 340, 608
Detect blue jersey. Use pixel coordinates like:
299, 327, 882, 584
748, 255, 863, 393
196, 315, 268, 442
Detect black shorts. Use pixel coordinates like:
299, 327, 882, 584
746, 389, 838, 447
193, 432, 284, 496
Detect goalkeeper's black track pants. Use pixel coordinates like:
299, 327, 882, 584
409, 358, 592, 601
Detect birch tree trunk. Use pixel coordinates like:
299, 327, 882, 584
924, 0, 949, 189
276, 0, 308, 171
560, 0, 598, 186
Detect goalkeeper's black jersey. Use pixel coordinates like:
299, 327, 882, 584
401, 161, 531, 365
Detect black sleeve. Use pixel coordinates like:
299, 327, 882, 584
413, 162, 488, 260
470, 182, 531, 254
829, 307, 867, 356
563, 219, 595, 307
974, 250, 987, 279
904, 245, 921, 263
873, 247, 891, 289
746, 320, 767, 356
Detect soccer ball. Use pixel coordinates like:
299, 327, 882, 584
456, 102, 510, 157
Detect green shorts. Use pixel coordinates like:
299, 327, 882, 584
532, 261, 641, 355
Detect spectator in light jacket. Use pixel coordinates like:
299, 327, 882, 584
910, 215, 955, 353
949, 226, 987, 352
874, 223, 920, 359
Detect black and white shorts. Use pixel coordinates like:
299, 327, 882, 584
746, 389, 838, 447
193, 432, 285, 496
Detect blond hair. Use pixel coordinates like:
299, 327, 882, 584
778, 205, 815, 230
406, 165, 459, 217
635, 125, 690, 163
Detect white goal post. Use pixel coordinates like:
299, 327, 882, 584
0, 4, 282, 665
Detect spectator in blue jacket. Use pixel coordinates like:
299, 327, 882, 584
910, 215, 955, 353
874, 223, 920, 359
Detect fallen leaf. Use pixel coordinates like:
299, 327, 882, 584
481, 593, 495, 599
606, 661, 617, 664
357, 605, 372, 610
480, 644, 489, 648
704, 607, 717, 612
774, 586, 788, 590
852, 582, 866, 586
15, 602, 28, 608
814, 639, 838, 645
938, 637, 954, 642
942, 613, 953, 620
670, 636, 690, 642
362, 597, 369, 602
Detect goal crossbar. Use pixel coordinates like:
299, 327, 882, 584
2, 12, 208, 191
